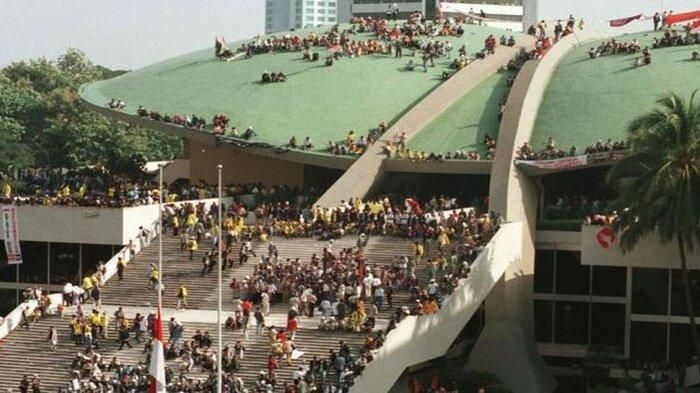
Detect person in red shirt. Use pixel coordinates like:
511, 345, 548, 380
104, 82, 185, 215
267, 354, 278, 377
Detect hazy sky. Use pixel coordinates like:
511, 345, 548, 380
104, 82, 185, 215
0, 0, 265, 70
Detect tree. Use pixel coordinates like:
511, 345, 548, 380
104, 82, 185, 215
0, 49, 182, 175
607, 91, 700, 365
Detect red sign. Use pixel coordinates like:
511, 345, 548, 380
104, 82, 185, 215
596, 227, 616, 249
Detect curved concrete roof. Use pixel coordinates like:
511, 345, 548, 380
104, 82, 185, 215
81, 23, 518, 154
531, 31, 700, 152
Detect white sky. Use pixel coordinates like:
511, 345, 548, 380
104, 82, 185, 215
0, 0, 265, 70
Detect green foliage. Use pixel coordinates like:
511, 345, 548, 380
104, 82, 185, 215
607, 91, 700, 251
0, 48, 181, 176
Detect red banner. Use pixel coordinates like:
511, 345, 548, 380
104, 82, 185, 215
665, 10, 700, 26
609, 14, 642, 27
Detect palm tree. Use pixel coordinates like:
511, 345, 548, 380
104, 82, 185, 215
607, 91, 700, 365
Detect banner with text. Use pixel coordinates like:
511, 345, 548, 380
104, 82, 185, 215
1, 205, 22, 265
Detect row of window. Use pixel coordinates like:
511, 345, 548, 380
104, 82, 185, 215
0, 241, 116, 285
534, 250, 626, 296
535, 300, 625, 349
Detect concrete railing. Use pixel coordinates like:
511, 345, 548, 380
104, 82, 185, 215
350, 222, 523, 393
0, 197, 227, 340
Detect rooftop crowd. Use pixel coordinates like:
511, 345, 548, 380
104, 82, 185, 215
516, 137, 628, 161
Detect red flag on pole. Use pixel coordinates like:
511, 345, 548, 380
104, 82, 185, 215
609, 14, 642, 27
148, 311, 166, 393
665, 10, 700, 26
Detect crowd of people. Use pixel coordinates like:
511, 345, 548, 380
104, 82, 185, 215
12, 191, 499, 391
516, 137, 628, 161
0, 168, 322, 209
324, 122, 388, 156
384, 133, 497, 162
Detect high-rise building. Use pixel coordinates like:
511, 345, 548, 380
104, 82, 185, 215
265, 0, 351, 34
350, 0, 437, 20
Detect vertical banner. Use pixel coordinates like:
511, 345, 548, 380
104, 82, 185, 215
1, 205, 22, 265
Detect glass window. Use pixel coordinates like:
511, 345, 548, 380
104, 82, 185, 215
534, 300, 553, 342
328, 2, 336, 6
82, 244, 114, 278
317, 8, 325, 14
0, 243, 15, 281
631, 322, 667, 362
555, 251, 589, 295
49, 243, 79, 285
317, 16, 325, 21
534, 250, 554, 293
592, 266, 626, 297
328, 17, 336, 22
632, 268, 669, 315
670, 270, 700, 317
18, 241, 47, 284
554, 301, 589, 344
306, 1, 314, 5
669, 323, 699, 363
0, 289, 19, 316
590, 303, 625, 350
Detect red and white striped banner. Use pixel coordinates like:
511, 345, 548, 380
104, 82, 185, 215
1, 205, 22, 265
149, 311, 166, 392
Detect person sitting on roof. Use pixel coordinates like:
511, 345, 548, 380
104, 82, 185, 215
405, 60, 415, 71
325, 56, 334, 67
288, 136, 298, 148
302, 137, 313, 150
242, 126, 257, 140
276, 72, 286, 82
692, 50, 699, 61
262, 71, 271, 84
507, 36, 516, 47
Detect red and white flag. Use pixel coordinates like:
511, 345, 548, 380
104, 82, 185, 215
148, 311, 166, 393
609, 14, 642, 27
405, 198, 423, 215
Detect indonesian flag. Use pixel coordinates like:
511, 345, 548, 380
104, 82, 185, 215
665, 9, 700, 26
609, 14, 642, 27
148, 311, 166, 393
405, 198, 423, 215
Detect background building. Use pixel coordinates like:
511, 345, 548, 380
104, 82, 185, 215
266, 0, 351, 33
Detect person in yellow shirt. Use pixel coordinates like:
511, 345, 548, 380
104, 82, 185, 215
78, 184, 86, 198
187, 237, 198, 260
100, 311, 110, 339
149, 264, 159, 289
437, 231, 450, 252
413, 241, 424, 265
177, 284, 189, 310
1, 181, 11, 199
60, 184, 71, 198
82, 276, 93, 301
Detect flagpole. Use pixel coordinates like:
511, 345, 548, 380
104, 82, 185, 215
216, 164, 223, 393
158, 164, 163, 314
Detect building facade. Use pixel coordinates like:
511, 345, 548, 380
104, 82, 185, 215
265, 0, 351, 34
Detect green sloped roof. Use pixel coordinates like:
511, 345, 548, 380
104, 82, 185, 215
532, 31, 700, 152
408, 71, 511, 155
81, 23, 520, 152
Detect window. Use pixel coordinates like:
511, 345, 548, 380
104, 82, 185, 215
328, 1, 336, 6
590, 303, 625, 350
534, 250, 554, 293
555, 251, 589, 295
632, 268, 668, 315
669, 323, 699, 363
0, 289, 19, 316
306, 8, 315, 13
534, 300, 553, 342
82, 244, 114, 278
328, 17, 336, 22
317, 8, 325, 14
670, 269, 700, 317
554, 301, 589, 344
631, 322, 667, 362
18, 241, 47, 284
0, 243, 15, 281
592, 266, 626, 297
306, 1, 314, 5
306, 16, 314, 21
317, 16, 325, 21
49, 242, 79, 284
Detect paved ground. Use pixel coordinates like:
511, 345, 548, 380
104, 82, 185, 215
532, 30, 700, 151
408, 71, 512, 155
81, 23, 520, 152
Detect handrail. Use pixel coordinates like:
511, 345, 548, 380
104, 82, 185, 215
350, 222, 523, 393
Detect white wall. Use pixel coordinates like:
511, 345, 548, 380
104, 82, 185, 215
0, 198, 231, 246
580, 225, 700, 269
524, 0, 698, 34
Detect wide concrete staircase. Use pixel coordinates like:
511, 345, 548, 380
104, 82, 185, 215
0, 234, 439, 391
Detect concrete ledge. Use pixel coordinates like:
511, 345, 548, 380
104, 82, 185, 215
79, 97, 356, 171
383, 158, 492, 174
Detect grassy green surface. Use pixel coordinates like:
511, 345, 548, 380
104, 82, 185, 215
81, 24, 518, 152
407, 71, 511, 155
532, 31, 700, 152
